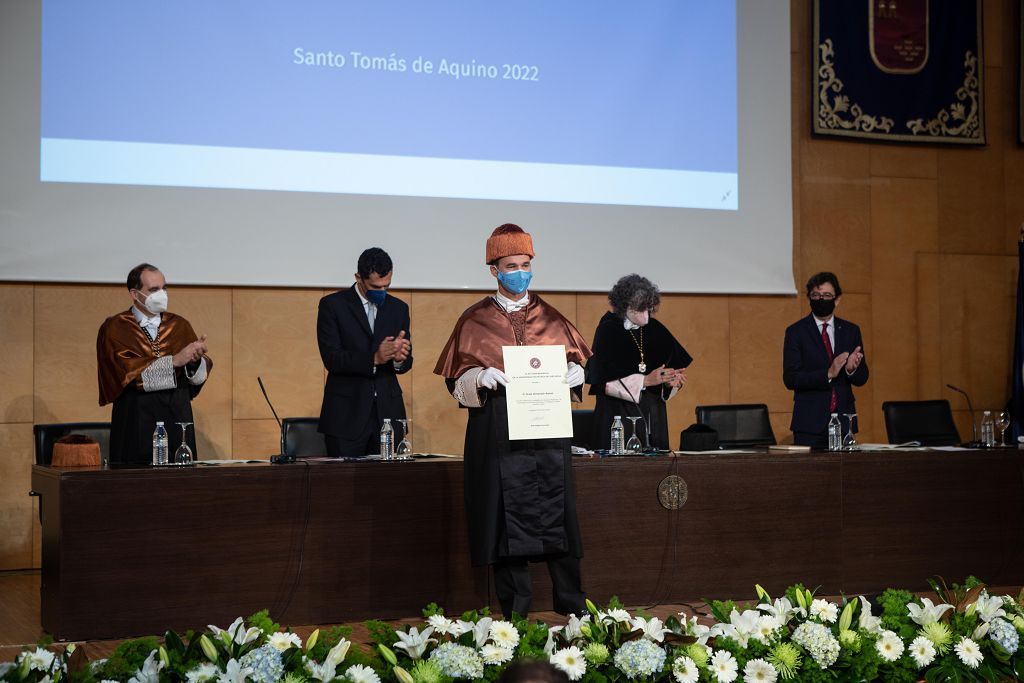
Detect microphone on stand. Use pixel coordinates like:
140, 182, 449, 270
258, 376, 294, 463
946, 383, 984, 448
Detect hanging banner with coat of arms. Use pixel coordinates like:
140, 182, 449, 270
813, 0, 985, 144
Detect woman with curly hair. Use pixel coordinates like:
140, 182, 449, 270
586, 274, 692, 450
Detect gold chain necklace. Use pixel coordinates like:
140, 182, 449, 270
627, 327, 646, 373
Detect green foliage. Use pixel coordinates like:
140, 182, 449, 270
248, 609, 280, 636
307, 624, 354, 662
421, 603, 444, 618
877, 588, 917, 641
706, 599, 737, 624
95, 638, 160, 682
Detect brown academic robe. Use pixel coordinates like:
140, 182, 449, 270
434, 295, 592, 567
97, 310, 212, 464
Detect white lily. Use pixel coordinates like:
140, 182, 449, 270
208, 617, 261, 646
305, 657, 338, 682
266, 632, 302, 652
393, 627, 436, 660
972, 622, 990, 639
906, 597, 954, 625
630, 616, 667, 642
756, 597, 802, 625
325, 638, 351, 668
682, 616, 712, 645
721, 609, 761, 648
216, 659, 252, 683
127, 651, 165, 683
563, 614, 591, 641
602, 608, 632, 624
450, 620, 475, 637
470, 617, 494, 649
857, 596, 883, 634
543, 625, 563, 655
974, 592, 1007, 623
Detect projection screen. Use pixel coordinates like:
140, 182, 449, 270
0, 0, 793, 293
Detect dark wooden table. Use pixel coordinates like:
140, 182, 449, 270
32, 449, 1024, 640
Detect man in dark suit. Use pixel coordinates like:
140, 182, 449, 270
783, 272, 868, 448
317, 248, 412, 457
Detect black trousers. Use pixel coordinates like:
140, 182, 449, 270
493, 553, 585, 618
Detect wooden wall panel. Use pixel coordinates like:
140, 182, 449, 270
870, 177, 939, 405
173, 288, 233, 459
799, 181, 873, 294
0, 285, 33, 423
232, 289, 323, 421
728, 296, 804, 413
0, 424, 34, 569
33, 285, 123, 423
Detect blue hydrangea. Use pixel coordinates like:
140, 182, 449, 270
428, 642, 484, 680
612, 639, 667, 679
989, 618, 1020, 655
240, 644, 285, 683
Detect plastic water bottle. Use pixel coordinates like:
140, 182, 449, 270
827, 413, 842, 451
380, 419, 394, 459
152, 421, 168, 465
980, 411, 995, 447
610, 416, 625, 454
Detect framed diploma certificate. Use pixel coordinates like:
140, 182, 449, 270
502, 345, 573, 440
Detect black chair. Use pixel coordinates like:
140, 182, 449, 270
571, 409, 595, 450
881, 400, 961, 446
695, 404, 776, 448
33, 422, 111, 466
281, 417, 328, 458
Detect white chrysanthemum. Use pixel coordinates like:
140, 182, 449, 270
427, 615, 454, 635
875, 631, 905, 663
266, 632, 302, 652
345, 663, 381, 683
955, 637, 983, 669
710, 650, 739, 683
753, 615, 781, 643
742, 658, 778, 683
671, 656, 699, 683
810, 599, 838, 624
489, 620, 521, 649
550, 646, 587, 681
185, 663, 219, 683
909, 636, 936, 668
23, 648, 56, 672
481, 645, 514, 665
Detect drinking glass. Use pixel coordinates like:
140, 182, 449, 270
397, 418, 412, 456
625, 417, 643, 453
842, 413, 858, 451
174, 422, 194, 465
996, 411, 1010, 446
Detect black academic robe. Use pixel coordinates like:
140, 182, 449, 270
434, 295, 592, 567
585, 312, 692, 450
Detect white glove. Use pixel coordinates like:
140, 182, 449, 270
476, 367, 510, 390
565, 361, 585, 386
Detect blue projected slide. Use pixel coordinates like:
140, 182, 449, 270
40, 1, 737, 209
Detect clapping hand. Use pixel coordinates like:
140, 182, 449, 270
173, 335, 207, 368
845, 345, 863, 374
828, 351, 850, 380
375, 330, 411, 365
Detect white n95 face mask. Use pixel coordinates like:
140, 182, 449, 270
139, 289, 168, 314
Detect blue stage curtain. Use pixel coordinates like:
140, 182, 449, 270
813, 0, 985, 145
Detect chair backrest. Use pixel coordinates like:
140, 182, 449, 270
571, 409, 595, 450
281, 417, 327, 458
881, 400, 961, 446
33, 422, 111, 465
695, 404, 776, 448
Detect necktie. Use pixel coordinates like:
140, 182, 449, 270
821, 322, 838, 412
366, 302, 376, 333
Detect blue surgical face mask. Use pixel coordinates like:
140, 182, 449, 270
497, 269, 532, 295
365, 288, 387, 306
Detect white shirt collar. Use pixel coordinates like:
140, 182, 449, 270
493, 290, 529, 312
131, 305, 161, 330
355, 284, 374, 308
813, 314, 835, 328
623, 317, 640, 330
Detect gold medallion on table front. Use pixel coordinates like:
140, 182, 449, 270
657, 475, 688, 510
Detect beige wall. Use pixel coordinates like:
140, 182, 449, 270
2, 0, 1022, 569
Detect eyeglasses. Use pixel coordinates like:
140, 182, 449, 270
808, 293, 836, 301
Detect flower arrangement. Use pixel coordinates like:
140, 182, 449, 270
3, 578, 1023, 683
